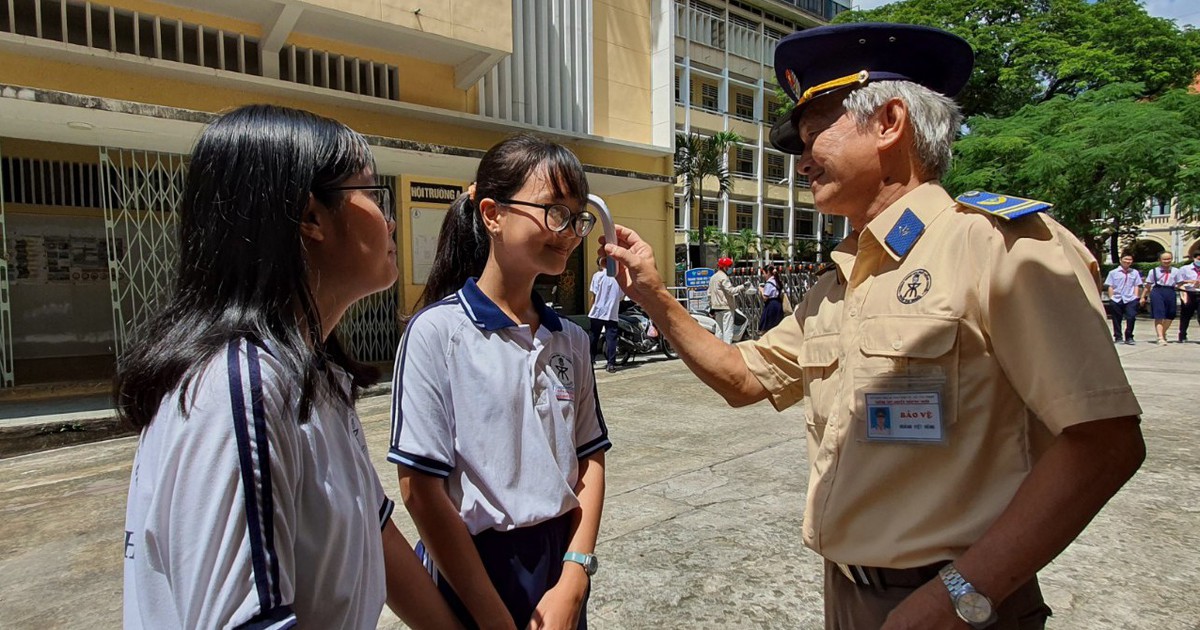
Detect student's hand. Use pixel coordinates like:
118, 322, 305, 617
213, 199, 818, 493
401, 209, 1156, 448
600, 224, 664, 305
526, 566, 588, 630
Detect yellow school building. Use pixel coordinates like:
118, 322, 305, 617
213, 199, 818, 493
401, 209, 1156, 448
0, 0, 687, 386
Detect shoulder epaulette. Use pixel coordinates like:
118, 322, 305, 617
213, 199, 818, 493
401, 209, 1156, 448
955, 190, 1051, 220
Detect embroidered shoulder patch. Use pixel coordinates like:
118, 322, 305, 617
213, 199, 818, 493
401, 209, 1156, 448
956, 191, 1051, 220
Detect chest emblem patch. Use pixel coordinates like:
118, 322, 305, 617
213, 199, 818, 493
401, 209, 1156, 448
897, 269, 932, 304
550, 353, 574, 387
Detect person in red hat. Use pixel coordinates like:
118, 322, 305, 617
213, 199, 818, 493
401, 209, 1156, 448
601, 21, 1143, 630
706, 256, 748, 343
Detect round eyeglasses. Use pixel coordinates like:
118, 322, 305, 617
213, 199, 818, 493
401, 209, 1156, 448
321, 184, 395, 223
498, 198, 597, 237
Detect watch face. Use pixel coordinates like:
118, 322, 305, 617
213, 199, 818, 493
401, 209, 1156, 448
956, 591, 994, 624
585, 556, 599, 575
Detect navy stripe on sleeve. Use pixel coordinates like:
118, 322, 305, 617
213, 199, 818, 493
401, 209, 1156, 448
245, 343, 283, 609
387, 449, 453, 477
590, 379, 609, 439
576, 435, 613, 459
233, 604, 297, 630
378, 497, 395, 530
228, 340, 284, 616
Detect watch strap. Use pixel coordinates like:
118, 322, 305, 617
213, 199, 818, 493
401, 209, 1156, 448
563, 551, 597, 576
938, 564, 997, 629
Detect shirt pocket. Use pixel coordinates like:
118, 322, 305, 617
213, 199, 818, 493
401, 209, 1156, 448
856, 314, 961, 430
797, 332, 841, 429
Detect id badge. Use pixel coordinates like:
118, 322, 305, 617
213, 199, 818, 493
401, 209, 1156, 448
855, 367, 947, 445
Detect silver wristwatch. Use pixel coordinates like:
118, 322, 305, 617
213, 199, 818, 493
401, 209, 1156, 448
938, 563, 997, 628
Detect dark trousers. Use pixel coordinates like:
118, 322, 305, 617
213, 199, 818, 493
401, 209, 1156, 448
1181, 294, 1199, 339
430, 514, 588, 629
1109, 300, 1138, 341
589, 317, 618, 366
823, 561, 1052, 630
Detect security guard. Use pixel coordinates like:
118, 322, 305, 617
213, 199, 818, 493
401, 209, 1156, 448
602, 23, 1145, 630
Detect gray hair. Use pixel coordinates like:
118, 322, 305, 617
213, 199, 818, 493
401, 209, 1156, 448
842, 81, 962, 178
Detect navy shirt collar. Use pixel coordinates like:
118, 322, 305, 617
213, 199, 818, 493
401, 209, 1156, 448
457, 277, 563, 333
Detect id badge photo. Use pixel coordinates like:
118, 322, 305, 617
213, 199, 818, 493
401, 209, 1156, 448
854, 367, 948, 445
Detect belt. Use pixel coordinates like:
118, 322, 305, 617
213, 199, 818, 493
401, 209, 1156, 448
836, 561, 948, 590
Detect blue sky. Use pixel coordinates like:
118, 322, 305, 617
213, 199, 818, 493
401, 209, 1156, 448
851, 0, 1198, 27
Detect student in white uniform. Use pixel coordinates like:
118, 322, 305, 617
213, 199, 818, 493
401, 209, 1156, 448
588, 257, 624, 372
119, 104, 460, 630
390, 134, 611, 630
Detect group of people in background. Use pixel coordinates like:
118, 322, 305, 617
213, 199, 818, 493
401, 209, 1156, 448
1104, 251, 1200, 345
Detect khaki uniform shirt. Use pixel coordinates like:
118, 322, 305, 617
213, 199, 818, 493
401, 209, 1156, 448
738, 183, 1142, 568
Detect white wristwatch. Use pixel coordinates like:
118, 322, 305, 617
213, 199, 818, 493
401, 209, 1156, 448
938, 564, 997, 628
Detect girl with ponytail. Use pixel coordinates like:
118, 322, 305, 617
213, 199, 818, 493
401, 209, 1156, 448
389, 134, 610, 630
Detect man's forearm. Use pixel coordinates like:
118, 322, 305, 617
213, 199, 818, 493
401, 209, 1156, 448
953, 416, 1144, 603
639, 287, 767, 406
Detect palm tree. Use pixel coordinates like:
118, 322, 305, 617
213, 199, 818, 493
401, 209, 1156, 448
760, 235, 788, 264
674, 130, 743, 268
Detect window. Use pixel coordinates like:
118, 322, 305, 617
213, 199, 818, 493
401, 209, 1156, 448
766, 207, 786, 235
700, 199, 719, 228
674, 73, 682, 103
1150, 198, 1172, 216
765, 98, 783, 125
734, 147, 755, 177
766, 153, 787, 182
729, 13, 759, 30
734, 92, 755, 120
794, 208, 815, 238
675, 196, 687, 229
825, 215, 847, 237
735, 203, 755, 230
795, 173, 811, 188
700, 83, 719, 111
1, 0, 262, 75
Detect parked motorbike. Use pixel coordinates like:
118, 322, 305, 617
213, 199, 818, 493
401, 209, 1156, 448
615, 303, 678, 365
689, 308, 750, 342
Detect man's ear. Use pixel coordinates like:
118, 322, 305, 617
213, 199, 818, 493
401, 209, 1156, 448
876, 97, 909, 151
300, 194, 326, 243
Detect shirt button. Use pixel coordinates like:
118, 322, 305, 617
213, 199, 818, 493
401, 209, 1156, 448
892, 339, 903, 350
848, 307, 858, 317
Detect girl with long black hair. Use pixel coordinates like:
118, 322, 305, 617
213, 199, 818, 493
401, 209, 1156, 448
119, 104, 459, 630
388, 134, 610, 630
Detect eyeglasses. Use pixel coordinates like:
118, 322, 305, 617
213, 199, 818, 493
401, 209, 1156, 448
497, 198, 596, 237
321, 184, 394, 223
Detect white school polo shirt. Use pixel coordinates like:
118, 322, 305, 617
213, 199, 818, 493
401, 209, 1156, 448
389, 278, 611, 535
588, 270, 624, 321
1104, 267, 1143, 302
124, 338, 394, 630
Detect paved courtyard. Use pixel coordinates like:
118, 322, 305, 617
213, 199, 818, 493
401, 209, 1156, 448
0, 342, 1196, 629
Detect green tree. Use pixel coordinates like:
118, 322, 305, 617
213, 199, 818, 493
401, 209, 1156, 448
675, 131, 743, 268
945, 84, 1200, 260
836, 0, 1200, 119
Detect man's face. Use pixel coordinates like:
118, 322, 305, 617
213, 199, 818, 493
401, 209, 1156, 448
1120, 256, 1133, 269
795, 96, 882, 222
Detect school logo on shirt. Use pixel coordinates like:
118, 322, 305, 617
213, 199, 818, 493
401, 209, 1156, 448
550, 353, 574, 387
897, 269, 932, 304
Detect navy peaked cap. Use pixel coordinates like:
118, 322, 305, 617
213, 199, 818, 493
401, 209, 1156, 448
770, 22, 974, 154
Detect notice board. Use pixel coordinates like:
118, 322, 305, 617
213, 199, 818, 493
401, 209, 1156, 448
409, 207, 447, 285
